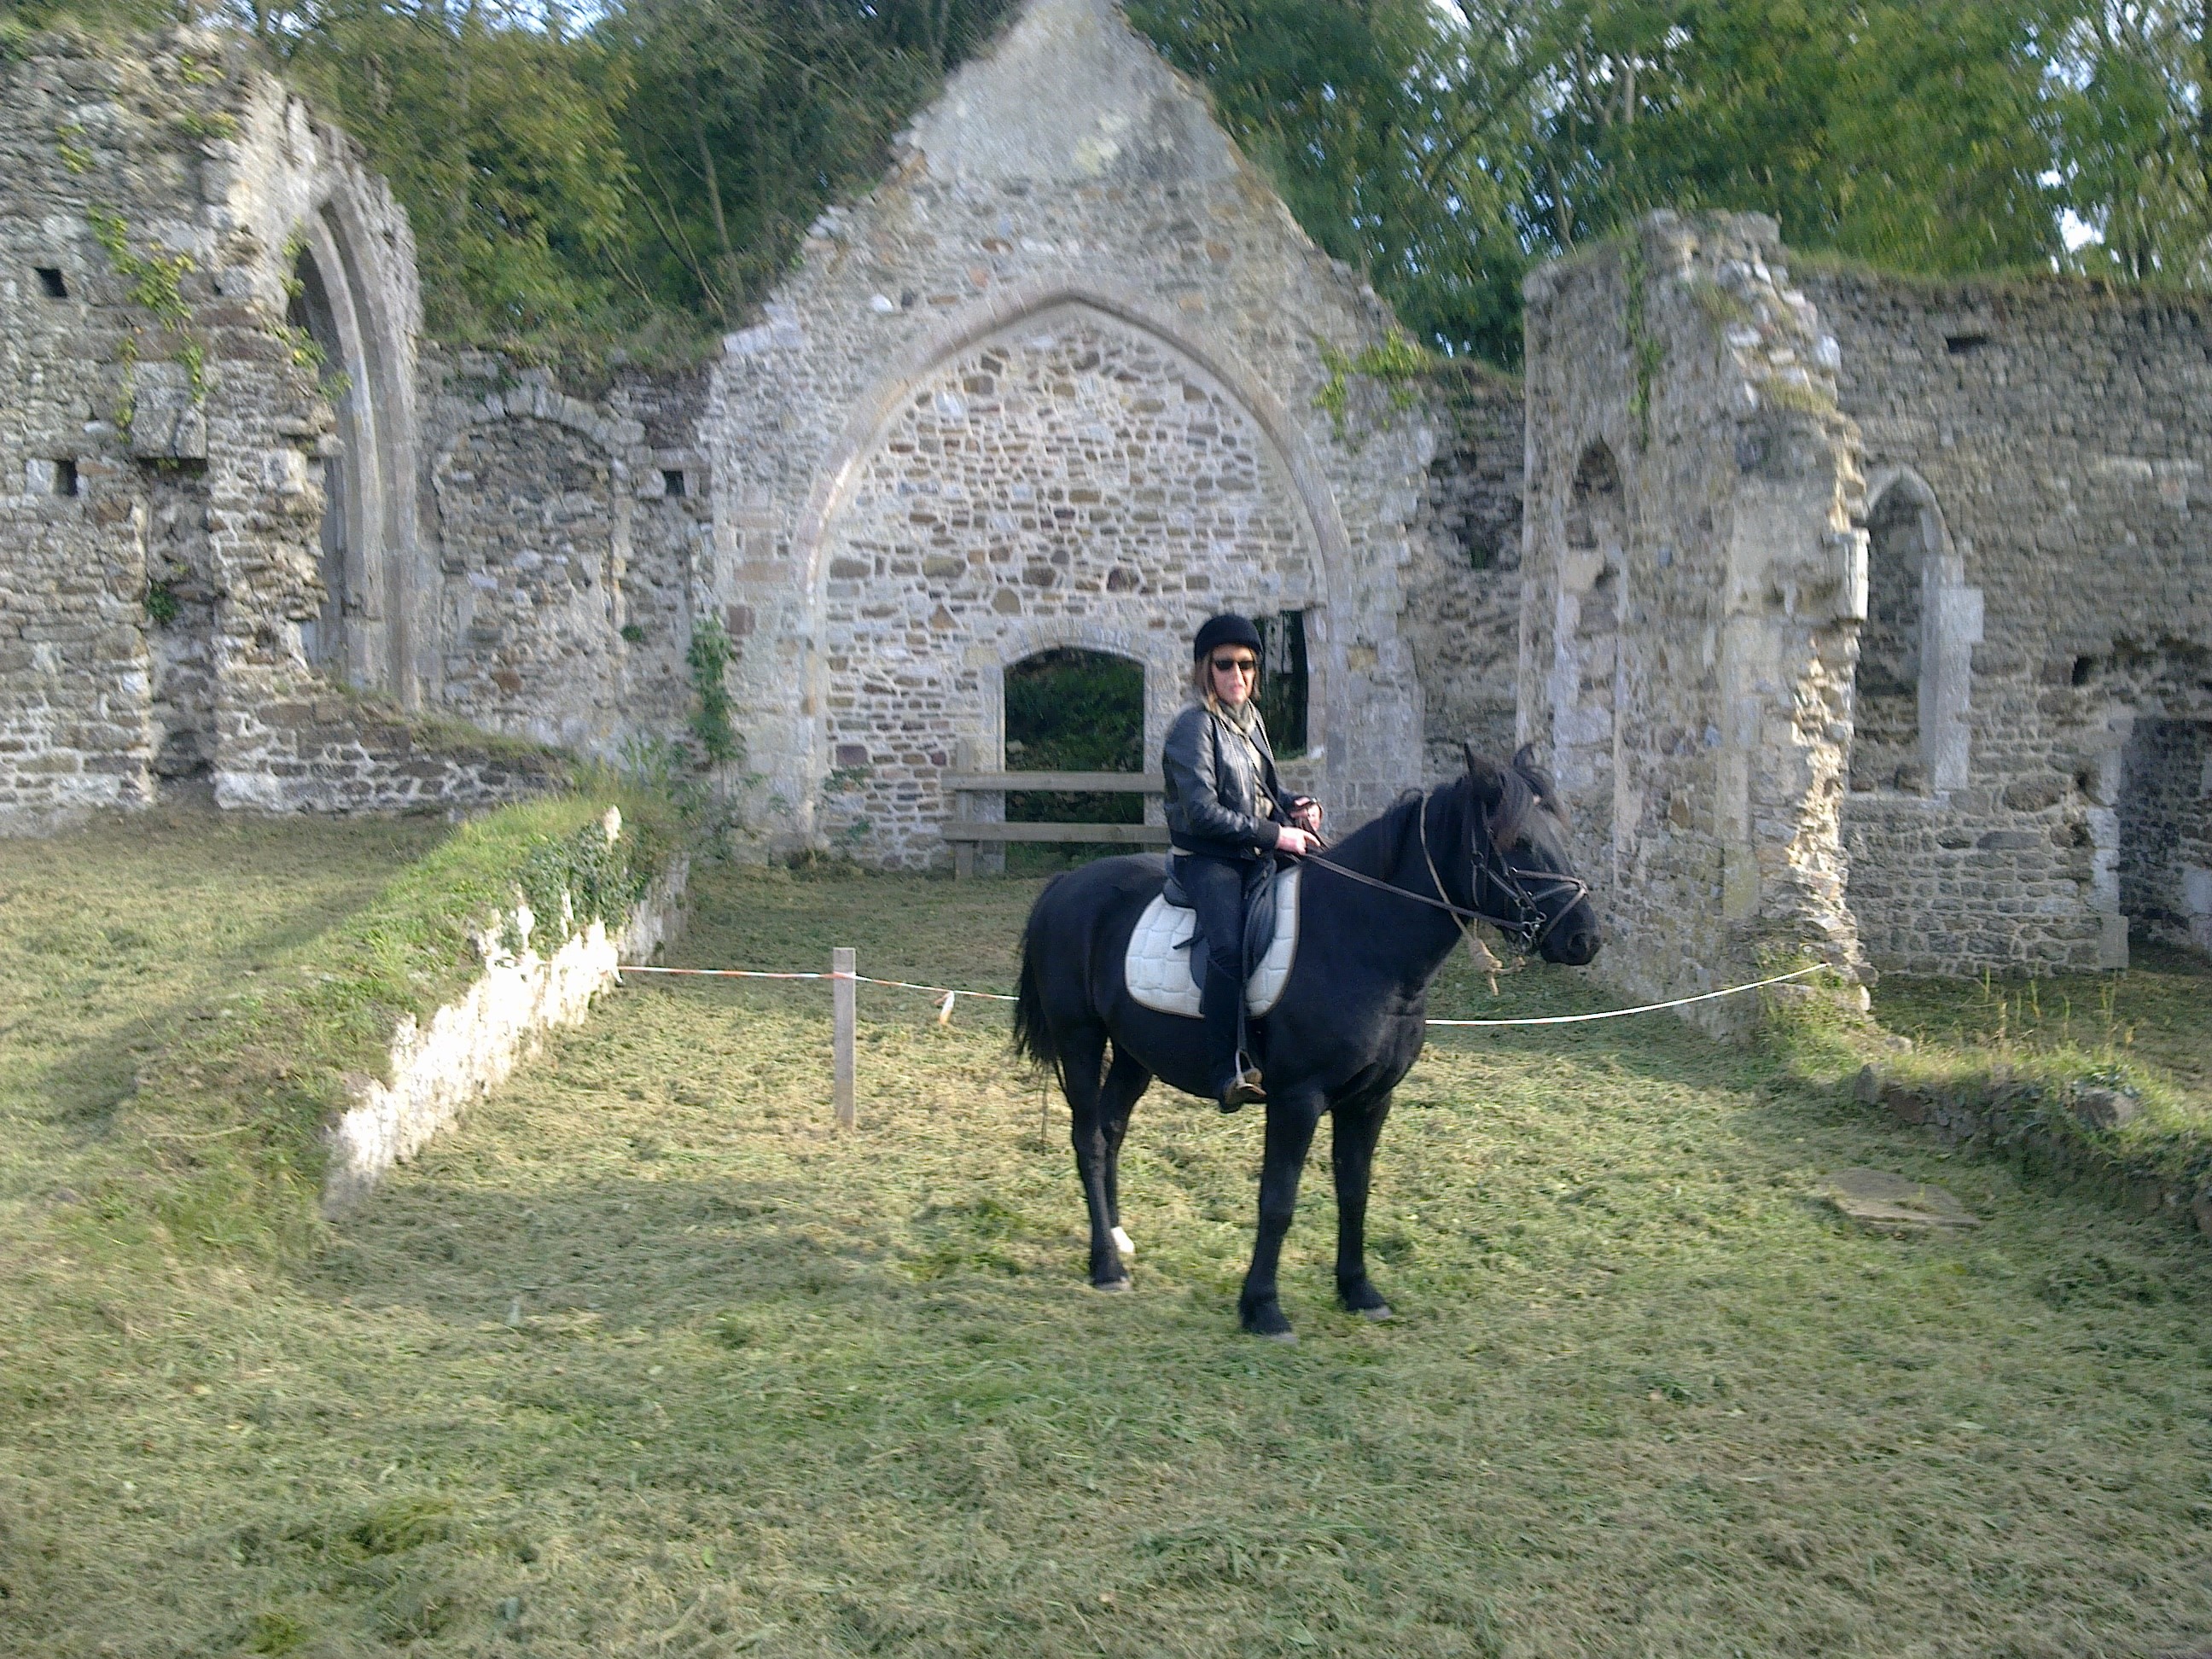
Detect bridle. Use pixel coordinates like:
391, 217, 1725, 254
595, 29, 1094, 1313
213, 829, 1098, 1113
1303, 781, 1590, 954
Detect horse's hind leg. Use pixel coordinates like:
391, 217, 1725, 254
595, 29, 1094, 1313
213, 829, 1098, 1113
1330, 1091, 1394, 1319
1098, 1044, 1151, 1260
1061, 1026, 1127, 1289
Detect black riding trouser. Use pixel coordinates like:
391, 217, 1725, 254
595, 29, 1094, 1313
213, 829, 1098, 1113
1173, 852, 1269, 1097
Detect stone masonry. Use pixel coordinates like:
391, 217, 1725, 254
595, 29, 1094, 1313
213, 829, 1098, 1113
1807, 268, 2212, 973
1518, 213, 1871, 1031
706, 0, 1434, 864
3, 6, 2206, 991
0, 26, 702, 829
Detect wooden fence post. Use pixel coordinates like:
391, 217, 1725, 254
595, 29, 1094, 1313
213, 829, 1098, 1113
832, 946, 856, 1128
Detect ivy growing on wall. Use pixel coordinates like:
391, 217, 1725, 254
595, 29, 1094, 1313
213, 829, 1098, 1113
1313, 327, 1431, 438
684, 614, 741, 765
510, 812, 657, 952
85, 203, 205, 430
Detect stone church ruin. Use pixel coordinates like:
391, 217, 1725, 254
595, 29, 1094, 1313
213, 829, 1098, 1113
3, 0, 2207, 1007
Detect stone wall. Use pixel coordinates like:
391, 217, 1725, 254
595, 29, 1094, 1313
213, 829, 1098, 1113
1519, 213, 1869, 1031
1402, 364, 1523, 777
323, 829, 688, 1214
1808, 268, 2212, 971
0, 26, 478, 827
421, 355, 709, 760
0, 29, 700, 831
706, 0, 1433, 865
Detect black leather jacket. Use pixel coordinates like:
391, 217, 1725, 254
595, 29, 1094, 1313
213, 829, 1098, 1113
1161, 701, 1301, 861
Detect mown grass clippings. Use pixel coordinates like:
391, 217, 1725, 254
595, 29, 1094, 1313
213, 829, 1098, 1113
110, 788, 678, 1263
1, 857, 2209, 1656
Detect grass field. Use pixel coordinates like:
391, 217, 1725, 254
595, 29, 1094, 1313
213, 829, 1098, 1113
3, 830, 2210, 1657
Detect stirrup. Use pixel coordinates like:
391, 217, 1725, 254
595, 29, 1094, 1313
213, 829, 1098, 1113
1219, 1068, 1266, 1114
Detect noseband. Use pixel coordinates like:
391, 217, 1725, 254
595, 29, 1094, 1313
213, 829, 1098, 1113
1306, 783, 1590, 953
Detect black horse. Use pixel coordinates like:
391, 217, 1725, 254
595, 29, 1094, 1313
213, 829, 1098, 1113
1013, 745, 1602, 1340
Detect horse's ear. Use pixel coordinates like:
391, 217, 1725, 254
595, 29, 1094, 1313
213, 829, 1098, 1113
1511, 742, 1557, 800
1464, 742, 1504, 808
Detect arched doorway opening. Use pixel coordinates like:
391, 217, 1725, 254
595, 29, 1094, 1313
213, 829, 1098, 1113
1003, 647, 1145, 872
2119, 715, 2212, 958
288, 244, 354, 675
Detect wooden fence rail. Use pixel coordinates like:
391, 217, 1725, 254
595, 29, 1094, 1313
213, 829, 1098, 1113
943, 770, 1167, 877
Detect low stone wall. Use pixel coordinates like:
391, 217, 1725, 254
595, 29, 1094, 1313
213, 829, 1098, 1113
321, 847, 688, 1213
218, 690, 572, 814
1860, 1064, 2212, 1244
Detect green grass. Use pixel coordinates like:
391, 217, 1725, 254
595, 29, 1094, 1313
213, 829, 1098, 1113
0, 806, 450, 1221
1865, 943, 2212, 1193
3, 853, 2211, 1656
86, 789, 679, 1262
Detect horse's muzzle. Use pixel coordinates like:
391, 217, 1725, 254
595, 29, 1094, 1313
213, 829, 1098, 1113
1546, 923, 1601, 967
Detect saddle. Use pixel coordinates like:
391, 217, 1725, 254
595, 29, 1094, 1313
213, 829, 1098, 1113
1125, 864, 1302, 1019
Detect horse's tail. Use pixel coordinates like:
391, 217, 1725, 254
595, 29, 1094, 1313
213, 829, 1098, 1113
1010, 876, 1066, 1091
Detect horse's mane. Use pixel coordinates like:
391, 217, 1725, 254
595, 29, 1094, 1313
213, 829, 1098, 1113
1326, 748, 1560, 875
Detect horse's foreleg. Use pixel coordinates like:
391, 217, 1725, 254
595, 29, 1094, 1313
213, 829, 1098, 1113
1331, 1091, 1394, 1319
1098, 1045, 1150, 1259
1061, 1027, 1126, 1289
1238, 1092, 1324, 1340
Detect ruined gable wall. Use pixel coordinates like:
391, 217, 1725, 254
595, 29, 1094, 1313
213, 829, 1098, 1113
1401, 364, 1523, 778
1808, 270, 2212, 970
1520, 214, 1867, 1032
706, 0, 1433, 864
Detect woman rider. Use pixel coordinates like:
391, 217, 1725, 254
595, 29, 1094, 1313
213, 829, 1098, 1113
1160, 614, 1323, 1113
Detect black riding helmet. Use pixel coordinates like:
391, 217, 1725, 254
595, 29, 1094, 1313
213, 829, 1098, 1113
1192, 612, 1262, 662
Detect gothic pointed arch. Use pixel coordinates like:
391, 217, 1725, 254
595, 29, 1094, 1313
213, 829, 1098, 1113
795, 282, 1338, 864
284, 187, 422, 701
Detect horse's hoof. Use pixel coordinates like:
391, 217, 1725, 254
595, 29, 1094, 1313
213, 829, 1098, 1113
1090, 1275, 1132, 1294
1359, 1303, 1394, 1322
1110, 1225, 1135, 1260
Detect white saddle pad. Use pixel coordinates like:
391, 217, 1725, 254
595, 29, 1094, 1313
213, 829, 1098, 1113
1125, 865, 1301, 1020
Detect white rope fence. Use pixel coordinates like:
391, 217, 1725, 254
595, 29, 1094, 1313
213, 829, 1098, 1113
616, 960, 1825, 1024
618, 957, 1831, 1126
1423, 964, 1823, 1026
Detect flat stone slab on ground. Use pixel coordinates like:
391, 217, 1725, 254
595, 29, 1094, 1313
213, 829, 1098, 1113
1817, 1168, 1981, 1231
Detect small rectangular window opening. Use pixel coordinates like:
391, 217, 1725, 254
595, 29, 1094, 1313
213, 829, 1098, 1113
1945, 333, 1991, 356
35, 267, 67, 299
661, 469, 687, 498
52, 459, 79, 497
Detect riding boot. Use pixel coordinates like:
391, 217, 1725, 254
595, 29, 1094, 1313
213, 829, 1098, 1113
1201, 962, 1264, 1113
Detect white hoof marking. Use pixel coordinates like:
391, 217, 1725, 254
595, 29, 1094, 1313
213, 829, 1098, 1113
1110, 1225, 1136, 1259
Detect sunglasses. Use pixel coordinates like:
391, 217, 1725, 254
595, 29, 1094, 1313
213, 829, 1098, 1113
1209, 655, 1259, 675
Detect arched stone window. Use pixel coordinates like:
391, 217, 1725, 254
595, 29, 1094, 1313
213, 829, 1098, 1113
1550, 442, 1625, 866
1850, 472, 1980, 795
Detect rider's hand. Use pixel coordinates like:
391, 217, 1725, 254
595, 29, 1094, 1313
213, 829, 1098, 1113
1274, 824, 1311, 856
1291, 797, 1322, 834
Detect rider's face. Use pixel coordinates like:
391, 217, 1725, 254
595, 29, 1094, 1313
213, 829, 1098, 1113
1208, 652, 1258, 707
